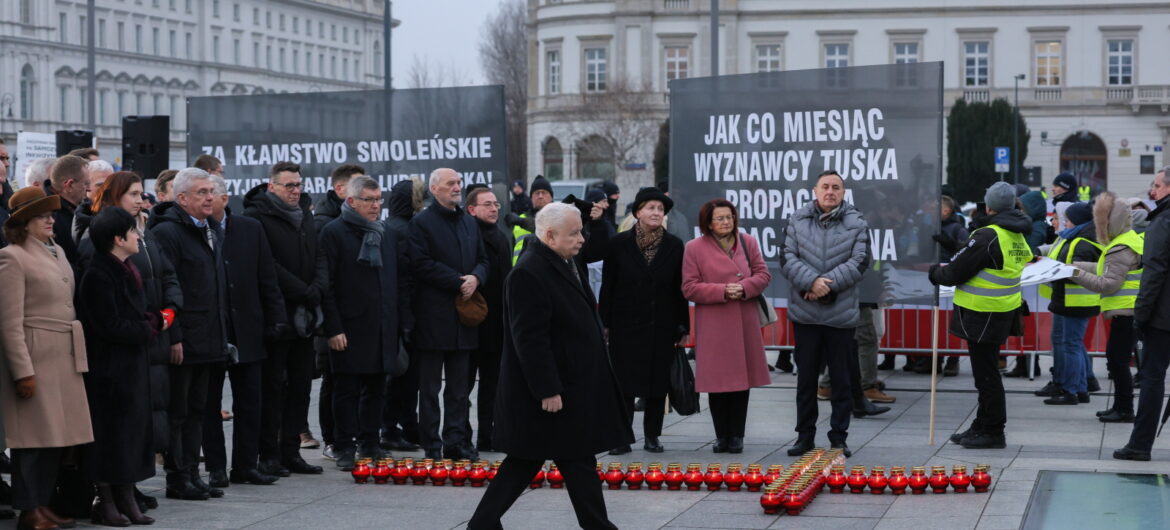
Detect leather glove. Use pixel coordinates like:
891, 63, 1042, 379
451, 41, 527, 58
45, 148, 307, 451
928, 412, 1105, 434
932, 233, 960, 253
15, 376, 35, 399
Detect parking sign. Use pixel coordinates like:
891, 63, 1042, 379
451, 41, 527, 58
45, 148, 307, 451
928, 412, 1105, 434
995, 146, 1010, 173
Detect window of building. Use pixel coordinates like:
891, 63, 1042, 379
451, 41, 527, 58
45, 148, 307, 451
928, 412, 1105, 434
279, 14, 285, 31
894, 42, 919, 63
20, 64, 35, 119
280, 48, 286, 71
543, 137, 564, 180
253, 7, 259, 25
755, 44, 781, 73
117, 92, 125, 120
98, 19, 106, 48
293, 50, 299, 73
80, 89, 87, 122
234, 39, 241, 64
963, 41, 989, 87
233, 3, 240, 22
19, 0, 32, 24
169, 30, 176, 57
212, 0, 220, 17
185, 32, 192, 58
342, 57, 349, 79
253, 42, 260, 66
332, 24, 337, 40
266, 11, 271, 26
1034, 40, 1062, 86
153, 28, 160, 55
213, 35, 220, 62
59, 13, 67, 43
824, 43, 849, 68
319, 22, 324, 37
185, 0, 191, 13
153, 94, 161, 115
546, 49, 561, 94
99, 89, 108, 124
318, 53, 324, 76
135, 25, 143, 53
331, 55, 337, 77
293, 17, 299, 33
59, 86, 69, 122
171, 95, 181, 127
664, 46, 689, 84
306, 52, 312, 73
266, 45, 272, 69
307, 19, 312, 36
136, 93, 144, 114
117, 22, 125, 50
584, 47, 607, 92
355, 30, 360, 45
79, 16, 86, 45
1107, 39, 1134, 86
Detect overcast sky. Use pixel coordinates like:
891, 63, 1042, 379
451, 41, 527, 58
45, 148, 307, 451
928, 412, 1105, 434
389, 0, 506, 86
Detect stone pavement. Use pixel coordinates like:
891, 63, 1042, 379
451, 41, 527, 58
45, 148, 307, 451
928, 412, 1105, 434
9, 353, 1170, 529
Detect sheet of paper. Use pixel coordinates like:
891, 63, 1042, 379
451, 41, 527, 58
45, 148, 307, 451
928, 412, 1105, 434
938, 257, 1078, 298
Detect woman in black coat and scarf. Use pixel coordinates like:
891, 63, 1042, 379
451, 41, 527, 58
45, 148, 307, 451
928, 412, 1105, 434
79, 207, 163, 526
599, 187, 689, 455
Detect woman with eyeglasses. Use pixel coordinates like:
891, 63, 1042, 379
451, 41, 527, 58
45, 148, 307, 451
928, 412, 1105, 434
681, 199, 772, 454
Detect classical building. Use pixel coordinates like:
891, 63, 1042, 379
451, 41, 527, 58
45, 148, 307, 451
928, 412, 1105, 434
0, 0, 391, 171
527, 0, 1170, 201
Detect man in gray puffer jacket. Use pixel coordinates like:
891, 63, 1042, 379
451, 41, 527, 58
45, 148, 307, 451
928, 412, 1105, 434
781, 170, 870, 457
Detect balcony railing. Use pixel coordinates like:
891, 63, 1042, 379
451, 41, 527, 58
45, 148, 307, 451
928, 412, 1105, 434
1034, 88, 1062, 101
962, 89, 990, 103
1106, 87, 1133, 101
664, 0, 690, 9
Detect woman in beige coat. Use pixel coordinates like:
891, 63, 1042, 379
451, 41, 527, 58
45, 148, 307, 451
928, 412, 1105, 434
0, 187, 94, 530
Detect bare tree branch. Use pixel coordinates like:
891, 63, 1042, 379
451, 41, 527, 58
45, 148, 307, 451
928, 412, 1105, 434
405, 54, 471, 89
563, 76, 664, 168
478, 0, 528, 184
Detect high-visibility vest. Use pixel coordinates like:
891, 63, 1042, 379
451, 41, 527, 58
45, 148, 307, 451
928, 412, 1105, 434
1097, 230, 1143, 311
1038, 236, 1101, 307
1078, 186, 1092, 202
511, 212, 532, 265
954, 224, 1032, 313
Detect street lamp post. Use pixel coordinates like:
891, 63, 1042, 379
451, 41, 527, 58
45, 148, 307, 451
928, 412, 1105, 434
1013, 73, 1025, 184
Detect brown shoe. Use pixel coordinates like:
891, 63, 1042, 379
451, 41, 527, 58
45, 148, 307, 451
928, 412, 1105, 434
18, 509, 58, 530
816, 387, 831, 401
864, 388, 896, 403
35, 507, 73, 529
299, 432, 321, 449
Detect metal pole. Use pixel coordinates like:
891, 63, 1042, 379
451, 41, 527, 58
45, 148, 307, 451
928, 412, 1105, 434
1013, 77, 1020, 184
710, 0, 719, 76
383, 0, 392, 91
927, 305, 939, 445
87, 0, 96, 130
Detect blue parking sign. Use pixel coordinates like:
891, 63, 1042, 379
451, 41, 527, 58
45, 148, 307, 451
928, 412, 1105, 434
995, 146, 1010, 172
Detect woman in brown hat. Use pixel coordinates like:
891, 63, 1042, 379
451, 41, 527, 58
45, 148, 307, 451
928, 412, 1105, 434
0, 187, 95, 530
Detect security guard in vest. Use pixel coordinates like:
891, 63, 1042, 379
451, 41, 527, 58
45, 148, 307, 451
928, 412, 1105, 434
929, 182, 1035, 449
1036, 202, 1102, 405
1069, 192, 1143, 423
504, 175, 554, 265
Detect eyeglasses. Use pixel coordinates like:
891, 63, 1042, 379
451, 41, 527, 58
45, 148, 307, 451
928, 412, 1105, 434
0, 156, 10, 162
354, 196, 383, 204
185, 189, 215, 197
279, 181, 303, 190
712, 216, 735, 223
475, 201, 501, 208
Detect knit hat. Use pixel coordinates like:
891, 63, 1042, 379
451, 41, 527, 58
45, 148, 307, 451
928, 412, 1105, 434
530, 175, 552, 197
1053, 172, 1077, 192
1065, 202, 1093, 226
631, 186, 673, 215
601, 181, 620, 197
584, 189, 607, 203
984, 181, 1017, 212
1013, 183, 1031, 197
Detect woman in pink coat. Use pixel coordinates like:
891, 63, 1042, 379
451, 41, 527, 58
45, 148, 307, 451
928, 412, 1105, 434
682, 199, 772, 454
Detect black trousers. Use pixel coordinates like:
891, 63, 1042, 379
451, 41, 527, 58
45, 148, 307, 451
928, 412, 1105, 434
11, 448, 62, 510
382, 343, 420, 443
968, 341, 1007, 435
464, 344, 502, 447
822, 337, 871, 409
259, 338, 315, 463
468, 455, 615, 530
333, 373, 387, 452
793, 323, 852, 444
417, 349, 471, 451
164, 362, 211, 477
1128, 327, 1170, 452
708, 390, 749, 439
629, 394, 666, 439
202, 360, 263, 472
1106, 315, 1136, 414
319, 370, 335, 446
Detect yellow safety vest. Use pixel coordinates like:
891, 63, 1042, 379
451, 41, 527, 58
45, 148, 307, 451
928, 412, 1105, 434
1078, 186, 1092, 202
512, 213, 532, 265
1097, 230, 1143, 312
1038, 237, 1101, 308
954, 225, 1031, 313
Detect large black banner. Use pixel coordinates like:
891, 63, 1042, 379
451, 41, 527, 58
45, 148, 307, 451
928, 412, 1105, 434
187, 86, 508, 213
669, 63, 943, 303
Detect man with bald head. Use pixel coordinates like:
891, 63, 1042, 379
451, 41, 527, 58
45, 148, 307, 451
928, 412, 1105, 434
409, 168, 490, 461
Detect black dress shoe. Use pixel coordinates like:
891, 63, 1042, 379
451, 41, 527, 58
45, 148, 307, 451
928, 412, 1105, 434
727, 437, 744, 454
336, 448, 357, 471
712, 438, 728, 453
284, 455, 324, 475
878, 355, 896, 371
165, 477, 210, 501
1087, 377, 1101, 393
960, 432, 1006, 449
134, 487, 157, 511
1077, 392, 1090, 403
361, 446, 390, 462
950, 428, 973, 445
830, 442, 852, 458
1043, 392, 1079, 405
776, 353, 794, 373
853, 400, 891, 418
787, 440, 814, 457
1034, 382, 1063, 397
1098, 410, 1135, 423
644, 437, 665, 453
190, 474, 224, 498
424, 448, 442, 461
208, 469, 230, 488
1097, 408, 1114, 418
381, 435, 421, 452
230, 468, 279, 485
476, 441, 494, 453
608, 444, 632, 455
1113, 446, 1151, 461
633, 398, 646, 412
258, 460, 291, 477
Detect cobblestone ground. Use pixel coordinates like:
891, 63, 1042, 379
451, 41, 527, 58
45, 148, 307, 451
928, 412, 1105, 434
11, 353, 1168, 529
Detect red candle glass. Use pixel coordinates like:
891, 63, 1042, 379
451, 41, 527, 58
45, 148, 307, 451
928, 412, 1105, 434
764, 465, 782, 486
867, 466, 888, 494
888, 466, 909, 495
430, 460, 451, 486
469, 461, 488, 487
391, 459, 411, 485
929, 466, 950, 494
605, 463, 625, 490
847, 466, 868, 494
744, 464, 765, 492
683, 464, 704, 491
488, 461, 501, 482
529, 467, 545, 489
827, 465, 847, 494
351, 459, 372, 484
546, 464, 564, 489
703, 464, 724, 491
782, 488, 804, 515
450, 460, 470, 487
664, 463, 685, 491
723, 464, 745, 492
372, 459, 392, 484
410, 461, 430, 485
972, 465, 992, 493
908, 466, 929, 494
625, 463, 645, 490
644, 463, 665, 490
949, 465, 971, 493
760, 485, 783, 515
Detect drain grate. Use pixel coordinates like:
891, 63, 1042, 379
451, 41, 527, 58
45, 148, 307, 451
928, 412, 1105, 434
1022, 470, 1170, 529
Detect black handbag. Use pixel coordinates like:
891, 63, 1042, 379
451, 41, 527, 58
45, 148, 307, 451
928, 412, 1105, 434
668, 347, 700, 416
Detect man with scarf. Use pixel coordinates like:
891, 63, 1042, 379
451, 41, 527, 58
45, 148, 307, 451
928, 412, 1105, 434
319, 175, 412, 471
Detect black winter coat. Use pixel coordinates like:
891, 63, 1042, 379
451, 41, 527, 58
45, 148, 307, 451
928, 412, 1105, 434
243, 185, 327, 335
0, 180, 12, 248
320, 216, 411, 374
408, 203, 489, 352
1046, 222, 1101, 318
1137, 196, 1170, 333
313, 189, 343, 236
599, 228, 689, 397
493, 239, 633, 459
44, 181, 81, 269
221, 214, 287, 363
929, 209, 1032, 345
384, 180, 415, 240
475, 218, 512, 354
148, 202, 229, 364
78, 252, 157, 484
71, 200, 94, 246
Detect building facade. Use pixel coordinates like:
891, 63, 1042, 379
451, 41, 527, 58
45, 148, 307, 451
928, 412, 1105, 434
527, 0, 1170, 201
0, 0, 390, 172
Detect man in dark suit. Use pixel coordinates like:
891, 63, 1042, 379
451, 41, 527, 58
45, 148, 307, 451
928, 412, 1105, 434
319, 175, 412, 471
44, 155, 90, 267
199, 175, 288, 488
408, 168, 489, 461
468, 201, 631, 529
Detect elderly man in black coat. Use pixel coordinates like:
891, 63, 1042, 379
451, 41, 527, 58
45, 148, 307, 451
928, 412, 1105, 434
199, 175, 289, 488
148, 168, 230, 501
243, 161, 328, 476
409, 168, 489, 461
320, 175, 412, 471
469, 202, 631, 530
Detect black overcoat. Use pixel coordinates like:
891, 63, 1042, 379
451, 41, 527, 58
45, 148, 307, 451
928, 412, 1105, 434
222, 214, 287, 363
408, 203, 489, 352
78, 252, 157, 484
319, 215, 412, 375
476, 218, 512, 353
599, 229, 689, 397
492, 239, 633, 460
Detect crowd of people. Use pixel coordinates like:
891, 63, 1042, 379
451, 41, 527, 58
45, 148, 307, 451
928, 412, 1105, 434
0, 137, 1169, 528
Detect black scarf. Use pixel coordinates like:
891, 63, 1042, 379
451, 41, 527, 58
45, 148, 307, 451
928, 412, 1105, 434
340, 203, 384, 268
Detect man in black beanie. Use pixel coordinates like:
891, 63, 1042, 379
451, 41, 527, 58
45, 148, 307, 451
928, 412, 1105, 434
505, 175, 554, 266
